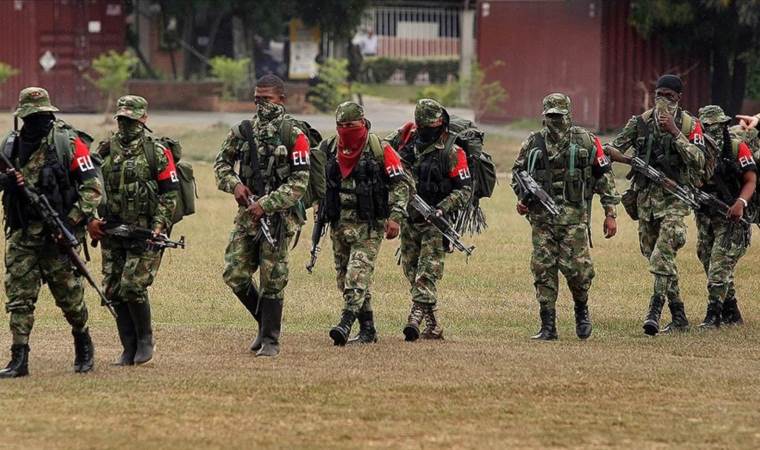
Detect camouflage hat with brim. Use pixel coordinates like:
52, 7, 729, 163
415, 98, 446, 127
14, 87, 59, 119
698, 105, 731, 125
543, 93, 571, 115
336, 101, 365, 123
114, 95, 148, 122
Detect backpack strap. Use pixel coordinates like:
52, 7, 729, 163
52, 127, 73, 170
530, 132, 552, 193
368, 133, 385, 161
142, 137, 159, 180
278, 117, 297, 149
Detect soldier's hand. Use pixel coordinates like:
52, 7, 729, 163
658, 111, 679, 136
233, 183, 253, 207
516, 202, 529, 215
736, 114, 759, 130
87, 219, 106, 241
10, 169, 24, 187
728, 199, 745, 222
603, 216, 617, 238
248, 201, 265, 222
385, 219, 400, 240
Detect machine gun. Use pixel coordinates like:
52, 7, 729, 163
408, 194, 475, 257
514, 170, 560, 216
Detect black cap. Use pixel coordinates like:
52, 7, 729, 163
655, 74, 683, 93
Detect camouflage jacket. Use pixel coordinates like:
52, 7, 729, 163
0, 120, 103, 234
608, 109, 705, 220
512, 127, 619, 226
97, 132, 179, 231
214, 112, 310, 233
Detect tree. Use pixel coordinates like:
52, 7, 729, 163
630, 0, 760, 116
86, 50, 138, 120
209, 56, 250, 100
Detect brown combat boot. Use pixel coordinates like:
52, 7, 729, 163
421, 304, 444, 340
403, 302, 425, 342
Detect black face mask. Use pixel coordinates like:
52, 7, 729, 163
416, 125, 444, 146
20, 113, 54, 141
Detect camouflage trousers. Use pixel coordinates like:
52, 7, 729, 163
401, 220, 445, 305
3, 229, 89, 345
331, 221, 383, 314
102, 237, 163, 305
530, 222, 594, 308
223, 220, 293, 302
695, 213, 749, 303
638, 215, 687, 300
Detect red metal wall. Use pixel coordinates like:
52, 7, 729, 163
476, 0, 604, 128
0, 0, 125, 113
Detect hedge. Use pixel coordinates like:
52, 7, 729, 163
363, 57, 459, 84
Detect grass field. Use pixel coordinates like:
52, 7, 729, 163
1, 117, 759, 449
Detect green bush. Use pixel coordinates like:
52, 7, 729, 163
463, 60, 507, 118
307, 59, 350, 113
364, 57, 459, 84
209, 56, 250, 100
86, 50, 138, 115
0, 61, 19, 86
416, 83, 459, 106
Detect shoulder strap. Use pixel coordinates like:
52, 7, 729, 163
368, 133, 385, 161
240, 119, 264, 195
142, 137, 159, 179
278, 118, 297, 149
52, 127, 72, 168
679, 111, 692, 135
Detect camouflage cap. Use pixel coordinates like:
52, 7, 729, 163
335, 101, 364, 123
14, 87, 59, 119
415, 98, 446, 127
115, 95, 148, 123
542, 93, 571, 115
698, 105, 731, 125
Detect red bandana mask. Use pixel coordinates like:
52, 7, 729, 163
337, 125, 368, 178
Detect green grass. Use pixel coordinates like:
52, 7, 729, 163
1, 118, 759, 449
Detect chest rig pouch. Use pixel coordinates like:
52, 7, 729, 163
527, 132, 592, 206
102, 137, 158, 224
633, 110, 690, 184
238, 120, 291, 197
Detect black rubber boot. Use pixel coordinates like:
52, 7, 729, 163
348, 311, 377, 344
661, 302, 689, 333
330, 310, 357, 346
72, 328, 94, 373
421, 304, 444, 340
573, 301, 592, 340
113, 303, 136, 366
256, 298, 283, 357
403, 302, 425, 342
531, 307, 558, 340
236, 286, 263, 352
128, 301, 155, 365
643, 295, 666, 336
722, 296, 744, 325
699, 300, 722, 329
0, 344, 29, 379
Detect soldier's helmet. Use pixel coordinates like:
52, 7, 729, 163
415, 98, 446, 128
542, 93, 571, 116
336, 101, 365, 123
14, 87, 59, 119
698, 105, 731, 126
115, 95, 149, 123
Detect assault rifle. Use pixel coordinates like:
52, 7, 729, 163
101, 223, 187, 250
247, 195, 277, 247
408, 194, 475, 257
691, 189, 751, 226
0, 134, 116, 318
306, 202, 328, 273
514, 170, 560, 216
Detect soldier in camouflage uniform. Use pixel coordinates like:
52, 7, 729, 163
694, 105, 756, 328
512, 93, 619, 340
214, 75, 311, 357
0, 87, 103, 377
88, 96, 179, 365
606, 75, 705, 335
321, 102, 411, 345
386, 99, 472, 342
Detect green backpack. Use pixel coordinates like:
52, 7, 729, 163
145, 136, 197, 224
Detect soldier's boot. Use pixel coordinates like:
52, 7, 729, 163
403, 302, 426, 342
113, 303, 136, 366
330, 310, 357, 346
0, 344, 29, 379
642, 295, 666, 336
421, 304, 444, 340
573, 302, 592, 340
699, 300, 722, 329
348, 311, 377, 344
531, 307, 558, 341
722, 296, 744, 326
128, 301, 155, 365
661, 302, 689, 333
236, 286, 263, 352
256, 298, 283, 357
72, 328, 94, 373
